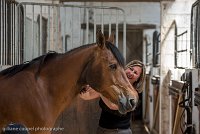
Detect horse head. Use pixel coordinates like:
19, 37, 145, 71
85, 31, 139, 114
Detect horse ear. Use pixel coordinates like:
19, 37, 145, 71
96, 30, 105, 49
107, 31, 115, 45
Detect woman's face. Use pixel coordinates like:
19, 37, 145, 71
125, 65, 142, 85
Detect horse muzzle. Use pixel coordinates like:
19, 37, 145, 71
118, 94, 138, 114
109, 85, 138, 114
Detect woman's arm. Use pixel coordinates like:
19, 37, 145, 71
79, 85, 119, 110
79, 86, 100, 100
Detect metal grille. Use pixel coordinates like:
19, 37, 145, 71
0, 0, 23, 66
145, 35, 152, 66
16, 2, 127, 62
175, 30, 190, 69
153, 30, 160, 67
191, 0, 200, 68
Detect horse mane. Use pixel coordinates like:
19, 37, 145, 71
61, 42, 124, 67
0, 51, 58, 77
0, 42, 124, 78
0, 44, 94, 78
105, 41, 125, 67
68, 42, 125, 66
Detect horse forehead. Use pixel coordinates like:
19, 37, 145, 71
101, 49, 115, 60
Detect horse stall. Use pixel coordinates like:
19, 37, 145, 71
1, 0, 163, 133
0, 0, 23, 69
1, 1, 129, 133
143, 29, 161, 134
23, 2, 130, 134
190, 0, 200, 133
158, 0, 199, 134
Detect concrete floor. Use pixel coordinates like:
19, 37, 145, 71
131, 120, 149, 134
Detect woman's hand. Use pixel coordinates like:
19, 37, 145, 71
79, 85, 100, 100
79, 85, 119, 110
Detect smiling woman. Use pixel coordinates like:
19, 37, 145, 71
125, 60, 146, 93
79, 60, 146, 134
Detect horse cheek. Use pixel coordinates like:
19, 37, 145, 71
86, 68, 102, 92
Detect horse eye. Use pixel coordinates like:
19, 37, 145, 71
109, 64, 117, 70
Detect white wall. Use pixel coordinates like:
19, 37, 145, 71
160, 0, 196, 133
67, 2, 161, 26
14, 1, 160, 58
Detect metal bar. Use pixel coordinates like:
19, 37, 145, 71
3, 0, 5, 65
16, 4, 19, 64
58, 6, 61, 51
55, 6, 59, 51
79, 8, 82, 46
11, 2, 13, 65
4, 0, 6, 65
198, 2, 200, 68
116, 10, 119, 48
169, 95, 172, 134
7, 1, 12, 65
71, 7, 73, 48
86, 8, 89, 44
101, 9, 104, 33
17, 2, 20, 64
18, 2, 124, 12
196, 6, 198, 67
40, 5, 42, 55
123, 12, 126, 61
175, 66, 186, 69
15, 2, 17, 65
194, 3, 198, 68
191, 5, 197, 68
32, 5, 34, 59
2, 0, 5, 65
186, 30, 188, 67
176, 30, 187, 37
109, 11, 111, 36
23, 5, 26, 62
65, 6, 68, 51
63, 7, 66, 52
93, 9, 96, 42
175, 29, 188, 68
0, 0, 2, 65
10, 1, 13, 65
20, 4, 23, 64
18, 13, 20, 64
12, 2, 14, 65
10, 0, 14, 65
176, 49, 187, 53
47, 6, 50, 52
0, 0, 3, 65
13, 2, 16, 65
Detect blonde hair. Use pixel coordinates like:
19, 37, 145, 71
125, 60, 146, 93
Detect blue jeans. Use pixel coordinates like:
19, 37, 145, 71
97, 126, 132, 134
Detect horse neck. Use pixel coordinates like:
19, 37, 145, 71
43, 45, 96, 116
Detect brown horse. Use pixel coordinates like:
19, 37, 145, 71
0, 31, 138, 134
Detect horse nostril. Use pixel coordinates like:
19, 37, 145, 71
130, 99, 137, 108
